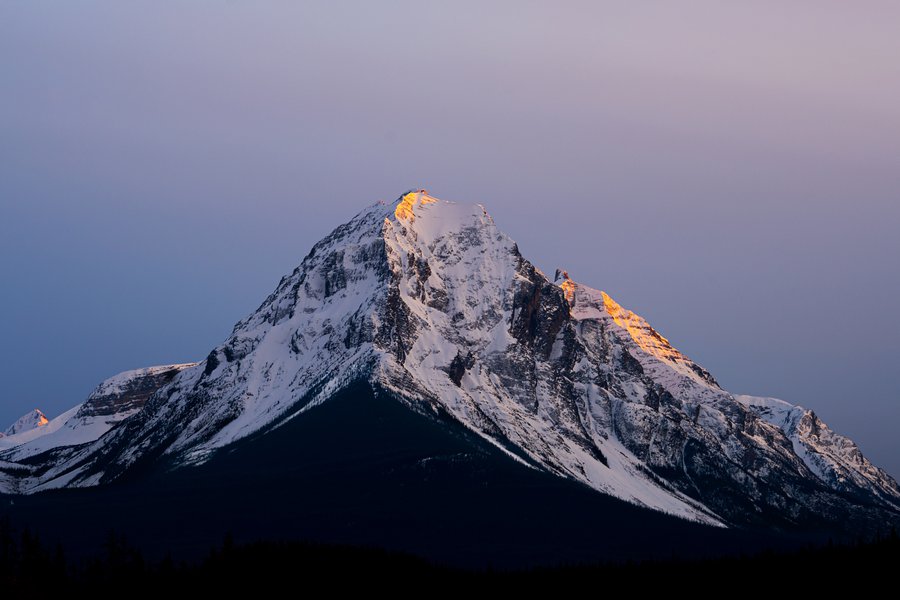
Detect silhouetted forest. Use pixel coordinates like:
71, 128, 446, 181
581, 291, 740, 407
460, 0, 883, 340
2, 516, 897, 596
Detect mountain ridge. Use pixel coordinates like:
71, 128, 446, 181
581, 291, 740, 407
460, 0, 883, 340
1, 191, 897, 534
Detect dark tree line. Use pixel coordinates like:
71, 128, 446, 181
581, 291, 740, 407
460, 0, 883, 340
1, 516, 898, 596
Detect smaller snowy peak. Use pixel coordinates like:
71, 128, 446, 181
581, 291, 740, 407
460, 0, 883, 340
4, 409, 49, 437
737, 395, 900, 506
0, 405, 81, 454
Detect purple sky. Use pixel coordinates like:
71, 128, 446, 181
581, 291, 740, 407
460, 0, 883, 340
2, 2, 899, 477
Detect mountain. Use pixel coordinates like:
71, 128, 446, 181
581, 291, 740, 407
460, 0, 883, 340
3, 410, 49, 437
1, 191, 897, 536
0, 364, 195, 491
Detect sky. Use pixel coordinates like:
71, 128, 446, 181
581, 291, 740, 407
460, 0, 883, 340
1, 2, 898, 476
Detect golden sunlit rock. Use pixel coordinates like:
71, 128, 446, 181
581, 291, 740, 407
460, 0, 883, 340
560, 271, 576, 304
600, 291, 685, 363
395, 189, 437, 221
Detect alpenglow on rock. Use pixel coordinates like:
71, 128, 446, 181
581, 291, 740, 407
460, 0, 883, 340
1, 191, 897, 531
3, 410, 49, 437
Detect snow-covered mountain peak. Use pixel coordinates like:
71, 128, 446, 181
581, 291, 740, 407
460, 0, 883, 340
2, 191, 897, 534
393, 189, 439, 221
388, 190, 493, 238
4, 409, 49, 437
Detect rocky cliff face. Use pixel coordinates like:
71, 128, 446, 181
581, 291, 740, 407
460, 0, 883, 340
737, 395, 899, 509
75, 365, 196, 420
1, 191, 897, 533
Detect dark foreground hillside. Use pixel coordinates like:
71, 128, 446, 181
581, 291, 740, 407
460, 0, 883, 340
1, 382, 887, 577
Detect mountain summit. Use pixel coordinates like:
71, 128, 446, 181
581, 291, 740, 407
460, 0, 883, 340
3, 409, 49, 437
2, 191, 897, 532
